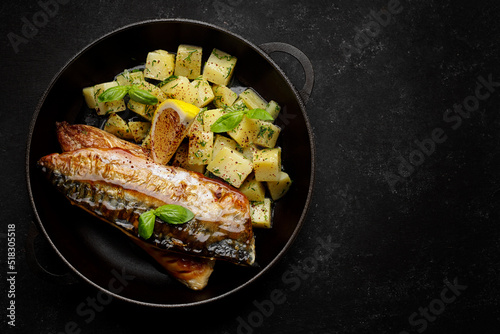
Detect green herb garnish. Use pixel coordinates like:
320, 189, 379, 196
210, 108, 274, 133
128, 86, 158, 105
98, 85, 129, 102
98, 85, 158, 105
185, 49, 197, 62
138, 204, 195, 239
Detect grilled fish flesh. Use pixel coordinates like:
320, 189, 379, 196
38, 144, 255, 266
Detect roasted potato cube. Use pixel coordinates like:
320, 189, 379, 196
93, 82, 126, 115
254, 120, 281, 148
267, 171, 292, 200
82, 86, 96, 109
142, 131, 152, 149
265, 100, 281, 121
116, 70, 144, 86
228, 115, 259, 147
187, 109, 205, 136
104, 113, 133, 140
128, 121, 151, 143
207, 146, 253, 188
212, 135, 239, 161
212, 85, 238, 108
188, 131, 214, 165
144, 50, 175, 81
232, 97, 248, 111
250, 198, 272, 228
202, 48, 237, 86
240, 173, 266, 201
175, 45, 202, 79
240, 88, 267, 110
127, 100, 155, 121
241, 144, 258, 161
202, 108, 227, 132
172, 141, 206, 174
159, 76, 197, 105
253, 148, 281, 181
191, 77, 215, 108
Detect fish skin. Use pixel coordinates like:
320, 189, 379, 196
56, 121, 150, 159
38, 147, 255, 265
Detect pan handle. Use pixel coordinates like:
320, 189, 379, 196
25, 222, 79, 285
259, 42, 315, 104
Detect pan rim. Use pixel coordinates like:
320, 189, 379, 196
25, 18, 315, 308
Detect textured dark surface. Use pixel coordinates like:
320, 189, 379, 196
1, 0, 500, 333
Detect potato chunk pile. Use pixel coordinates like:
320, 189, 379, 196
82, 44, 292, 229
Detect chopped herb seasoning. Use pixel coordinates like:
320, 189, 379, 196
184, 49, 197, 62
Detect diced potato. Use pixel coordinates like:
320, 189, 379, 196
228, 115, 259, 147
212, 135, 239, 161
116, 70, 144, 86
232, 98, 248, 111
175, 45, 202, 80
134, 81, 167, 103
240, 173, 266, 201
142, 131, 152, 149
240, 88, 267, 110
103, 113, 133, 140
128, 121, 151, 143
188, 131, 214, 165
127, 100, 155, 121
202, 108, 227, 132
202, 48, 237, 86
267, 171, 292, 200
253, 148, 281, 181
171, 141, 206, 174
238, 144, 259, 162
93, 82, 126, 115
241, 144, 258, 161
144, 50, 175, 81
187, 109, 205, 136
265, 100, 281, 121
159, 76, 197, 105
82, 86, 96, 109
212, 85, 238, 108
191, 77, 215, 108
207, 146, 253, 188
254, 120, 281, 148
250, 198, 272, 228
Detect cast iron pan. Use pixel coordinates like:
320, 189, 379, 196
26, 19, 315, 307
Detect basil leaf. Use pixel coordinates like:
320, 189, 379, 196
138, 210, 156, 239
246, 108, 274, 121
210, 111, 246, 133
129, 86, 158, 105
97, 85, 130, 103
154, 204, 194, 225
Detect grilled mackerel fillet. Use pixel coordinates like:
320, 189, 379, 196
54, 122, 218, 290
38, 145, 255, 266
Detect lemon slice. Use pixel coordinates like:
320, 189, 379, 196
150, 99, 200, 165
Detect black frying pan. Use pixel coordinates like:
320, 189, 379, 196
26, 19, 315, 307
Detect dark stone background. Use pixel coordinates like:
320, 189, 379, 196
1, 0, 500, 333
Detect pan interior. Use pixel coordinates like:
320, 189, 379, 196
27, 20, 313, 306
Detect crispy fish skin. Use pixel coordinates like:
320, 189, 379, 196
38, 147, 255, 265
56, 121, 150, 159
